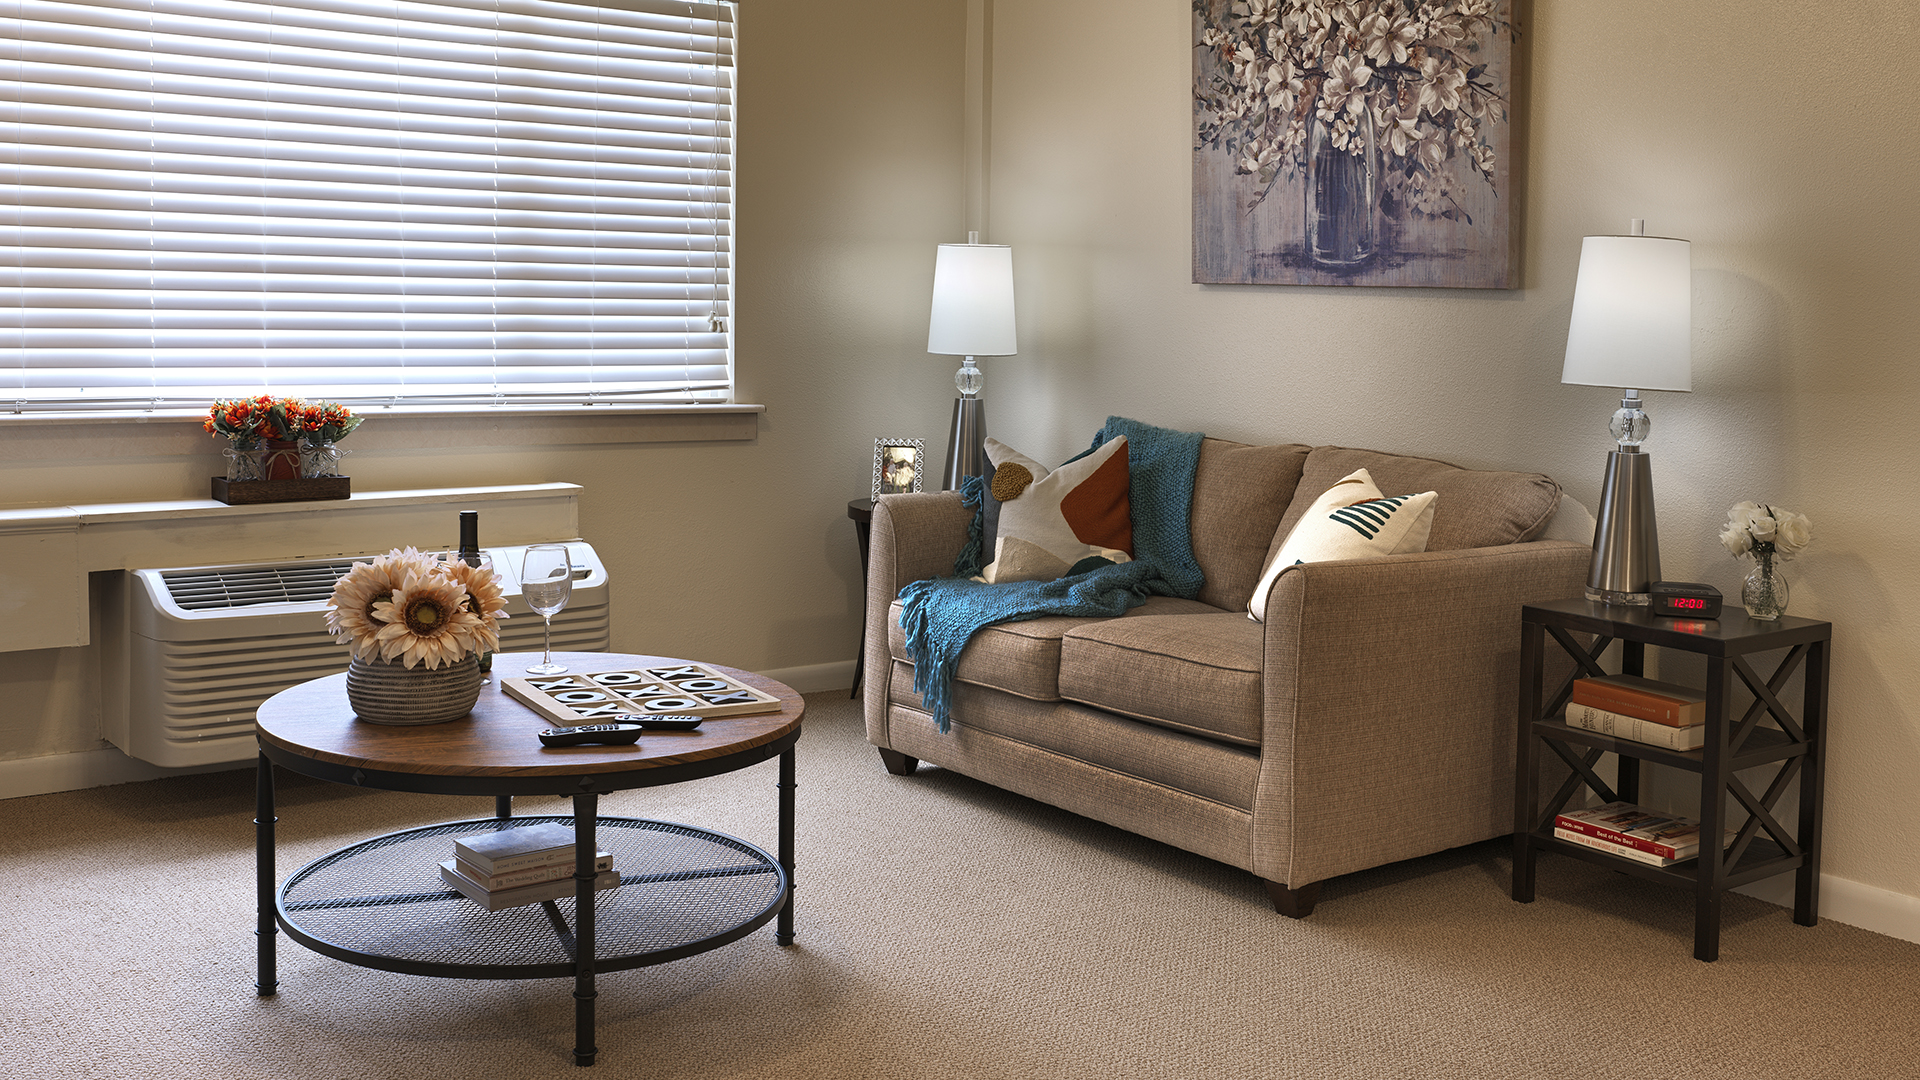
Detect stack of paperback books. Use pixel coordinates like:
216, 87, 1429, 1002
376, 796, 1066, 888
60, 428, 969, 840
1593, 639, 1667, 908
439, 821, 620, 912
1553, 802, 1718, 867
1563, 674, 1707, 750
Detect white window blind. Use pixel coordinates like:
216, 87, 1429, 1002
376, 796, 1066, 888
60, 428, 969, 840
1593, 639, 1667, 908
2, 0, 734, 414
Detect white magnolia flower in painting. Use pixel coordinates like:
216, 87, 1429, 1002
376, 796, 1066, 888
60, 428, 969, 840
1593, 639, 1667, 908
1415, 59, 1468, 115
1360, 11, 1418, 66
1317, 54, 1374, 122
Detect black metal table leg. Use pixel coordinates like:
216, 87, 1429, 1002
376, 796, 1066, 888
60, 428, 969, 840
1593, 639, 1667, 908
777, 746, 797, 944
572, 793, 599, 1067
1796, 638, 1830, 927
1694, 655, 1732, 963
496, 795, 513, 819
1512, 618, 1542, 903
255, 751, 278, 996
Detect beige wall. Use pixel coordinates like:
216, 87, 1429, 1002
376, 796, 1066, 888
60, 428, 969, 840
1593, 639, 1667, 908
981, 0, 1920, 909
4, 0, 1918, 914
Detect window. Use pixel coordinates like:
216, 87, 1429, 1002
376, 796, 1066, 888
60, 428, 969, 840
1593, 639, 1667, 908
3, 0, 735, 415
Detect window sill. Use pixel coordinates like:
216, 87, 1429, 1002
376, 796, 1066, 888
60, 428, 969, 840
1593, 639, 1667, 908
0, 403, 763, 462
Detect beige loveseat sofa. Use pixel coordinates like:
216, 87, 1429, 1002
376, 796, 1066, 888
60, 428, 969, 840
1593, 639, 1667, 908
862, 439, 1590, 916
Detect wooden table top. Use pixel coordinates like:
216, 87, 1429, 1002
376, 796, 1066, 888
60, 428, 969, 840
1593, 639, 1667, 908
257, 651, 805, 781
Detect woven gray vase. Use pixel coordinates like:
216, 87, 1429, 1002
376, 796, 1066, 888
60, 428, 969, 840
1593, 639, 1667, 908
345, 654, 483, 726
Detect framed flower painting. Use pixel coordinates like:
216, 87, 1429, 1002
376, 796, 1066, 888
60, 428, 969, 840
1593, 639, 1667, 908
1192, 0, 1518, 288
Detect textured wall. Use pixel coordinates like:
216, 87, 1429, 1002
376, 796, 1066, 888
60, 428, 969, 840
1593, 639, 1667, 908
981, 0, 1920, 904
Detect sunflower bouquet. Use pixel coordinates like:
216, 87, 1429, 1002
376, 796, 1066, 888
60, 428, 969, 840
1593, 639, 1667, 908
325, 548, 509, 669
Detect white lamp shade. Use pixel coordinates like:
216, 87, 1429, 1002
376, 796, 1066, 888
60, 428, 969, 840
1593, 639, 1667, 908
1561, 234, 1692, 392
928, 243, 1017, 357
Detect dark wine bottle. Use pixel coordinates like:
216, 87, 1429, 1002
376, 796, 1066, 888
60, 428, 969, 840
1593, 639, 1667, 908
456, 510, 492, 676
458, 510, 481, 567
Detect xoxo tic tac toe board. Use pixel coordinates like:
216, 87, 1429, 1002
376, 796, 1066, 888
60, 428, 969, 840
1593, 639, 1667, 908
501, 663, 783, 726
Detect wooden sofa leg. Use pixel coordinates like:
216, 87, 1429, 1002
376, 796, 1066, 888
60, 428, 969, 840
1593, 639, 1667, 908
1263, 879, 1323, 919
877, 748, 920, 776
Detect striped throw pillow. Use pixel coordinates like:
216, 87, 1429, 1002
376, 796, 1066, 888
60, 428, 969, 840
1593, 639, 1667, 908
1246, 468, 1438, 621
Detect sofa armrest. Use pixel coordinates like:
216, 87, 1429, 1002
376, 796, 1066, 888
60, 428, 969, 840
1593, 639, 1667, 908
1251, 539, 1591, 888
863, 491, 976, 744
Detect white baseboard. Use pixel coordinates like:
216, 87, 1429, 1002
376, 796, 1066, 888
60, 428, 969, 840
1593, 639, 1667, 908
757, 659, 856, 696
0, 746, 244, 801
1736, 873, 1920, 947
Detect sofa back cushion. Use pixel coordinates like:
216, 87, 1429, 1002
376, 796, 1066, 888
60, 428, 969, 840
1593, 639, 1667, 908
1271, 446, 1562, 557
1188, 438, 1313, 611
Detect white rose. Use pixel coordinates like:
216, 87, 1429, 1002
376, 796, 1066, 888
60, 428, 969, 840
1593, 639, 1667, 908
1719, 524, 1752, 558
1775, 512, 1812, 557
1748, 510, 1778, 543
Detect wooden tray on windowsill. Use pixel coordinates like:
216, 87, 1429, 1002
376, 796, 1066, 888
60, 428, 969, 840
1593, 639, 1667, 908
212, 476, 352, 505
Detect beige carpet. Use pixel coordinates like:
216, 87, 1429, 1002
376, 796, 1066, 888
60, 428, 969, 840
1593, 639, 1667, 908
3, 692, 1917, 1079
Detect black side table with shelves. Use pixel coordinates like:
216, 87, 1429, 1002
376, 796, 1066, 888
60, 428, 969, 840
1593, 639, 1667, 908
1512, 598, 1832, 962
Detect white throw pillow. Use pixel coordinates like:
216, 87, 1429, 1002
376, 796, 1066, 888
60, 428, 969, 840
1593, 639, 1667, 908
978, 435, 1134, 584
1246, 468, 1438, 621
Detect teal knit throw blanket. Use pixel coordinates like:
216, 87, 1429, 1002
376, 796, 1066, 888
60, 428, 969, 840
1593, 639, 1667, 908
899, 417, 1205, 733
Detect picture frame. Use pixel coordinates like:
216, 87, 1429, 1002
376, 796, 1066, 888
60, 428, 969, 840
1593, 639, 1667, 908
872, 437, 925, 500
1191, 0, 1517, 289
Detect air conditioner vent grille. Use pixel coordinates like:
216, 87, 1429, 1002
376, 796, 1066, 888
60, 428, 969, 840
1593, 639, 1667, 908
161, 561, 362, 610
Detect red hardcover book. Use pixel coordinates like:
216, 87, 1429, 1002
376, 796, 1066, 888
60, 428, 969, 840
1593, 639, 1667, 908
1569, 675, 1706, 728
1555, 802, 1704, 860
1553, 828, 1689, 867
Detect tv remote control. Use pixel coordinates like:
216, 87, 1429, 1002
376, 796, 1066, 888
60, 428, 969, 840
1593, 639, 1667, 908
638, 715, 703, 732
537, 723, 644, 747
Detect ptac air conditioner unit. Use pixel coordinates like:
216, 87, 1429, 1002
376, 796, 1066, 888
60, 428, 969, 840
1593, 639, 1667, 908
109, 543, 611, 768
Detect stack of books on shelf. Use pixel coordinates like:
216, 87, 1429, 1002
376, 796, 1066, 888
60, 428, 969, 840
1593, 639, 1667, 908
1563, 674, 1707, 750
1553, 802, 1721, 867
439, 821, 620, 912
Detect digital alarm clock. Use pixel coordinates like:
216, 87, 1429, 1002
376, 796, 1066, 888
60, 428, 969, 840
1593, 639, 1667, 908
1650, 581, 1723, 619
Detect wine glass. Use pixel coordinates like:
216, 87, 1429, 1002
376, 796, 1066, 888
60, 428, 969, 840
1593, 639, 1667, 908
520, 544, 572, 675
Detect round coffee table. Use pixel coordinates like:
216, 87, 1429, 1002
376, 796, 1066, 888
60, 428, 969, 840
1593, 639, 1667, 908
253, 651, 804, 1067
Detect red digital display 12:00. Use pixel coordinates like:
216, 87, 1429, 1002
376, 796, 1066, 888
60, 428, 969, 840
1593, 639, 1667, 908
1667, 596, 1708, 610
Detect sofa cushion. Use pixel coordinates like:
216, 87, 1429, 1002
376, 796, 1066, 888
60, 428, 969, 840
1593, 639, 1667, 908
1057, 612, 1266, 747
978, 435, 1134, 583
887, 595, 1221, 702
1272, 446, 1561, 557
1188, 438, 1313, 612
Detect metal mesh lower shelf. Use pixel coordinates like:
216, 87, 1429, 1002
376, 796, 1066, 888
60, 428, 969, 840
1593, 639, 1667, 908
278, 815, 786, 978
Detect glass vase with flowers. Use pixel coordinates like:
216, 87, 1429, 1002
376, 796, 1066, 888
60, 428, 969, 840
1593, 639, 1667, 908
1719, 502, 1813, 620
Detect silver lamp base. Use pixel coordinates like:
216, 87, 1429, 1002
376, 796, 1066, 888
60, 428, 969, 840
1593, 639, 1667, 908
1586, 447, 1661, 605
942, 397, 987, 490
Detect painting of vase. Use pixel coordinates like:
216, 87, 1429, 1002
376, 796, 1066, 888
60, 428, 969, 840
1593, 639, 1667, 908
1192, 0, 1516, 289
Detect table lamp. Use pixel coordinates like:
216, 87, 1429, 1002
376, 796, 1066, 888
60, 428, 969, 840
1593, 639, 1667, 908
927, 233, 1017, 489
1560, 219, 1692, 605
